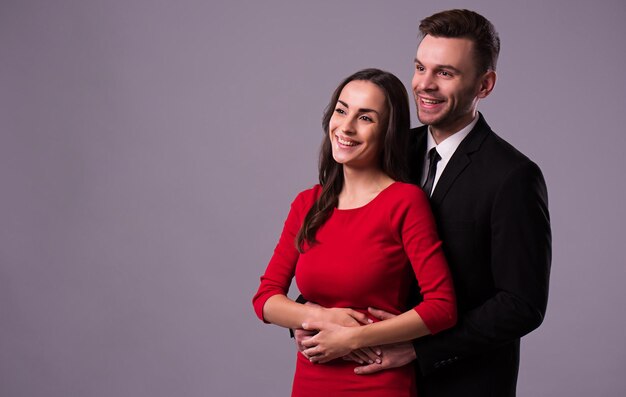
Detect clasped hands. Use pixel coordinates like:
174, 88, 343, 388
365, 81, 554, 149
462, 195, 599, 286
295, 303, 416, 374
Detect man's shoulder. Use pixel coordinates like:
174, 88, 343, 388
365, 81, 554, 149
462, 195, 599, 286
480, 127, 537, 170
410, 125, 428, 135
410, 116, 540, 172
469, 121, 546, 192
466, 115, 536, 168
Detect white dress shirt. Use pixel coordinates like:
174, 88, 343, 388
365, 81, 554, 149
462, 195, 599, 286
420, 115, 480, 192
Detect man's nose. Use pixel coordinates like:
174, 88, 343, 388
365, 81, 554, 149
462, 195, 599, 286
415, 72, 436, 91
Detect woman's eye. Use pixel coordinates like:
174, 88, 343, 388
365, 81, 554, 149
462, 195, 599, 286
360, 115, 373, 122
334, 108, 346, 114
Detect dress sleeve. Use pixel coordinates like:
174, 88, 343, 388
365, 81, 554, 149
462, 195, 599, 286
391, 185, 457, 334
252, 188, 314, 322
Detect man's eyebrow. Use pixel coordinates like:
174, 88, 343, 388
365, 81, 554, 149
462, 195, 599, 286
414, 58, 462, 74
337, 100, 380, 115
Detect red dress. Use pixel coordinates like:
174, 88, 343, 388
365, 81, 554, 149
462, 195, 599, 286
253, 182, 456, 397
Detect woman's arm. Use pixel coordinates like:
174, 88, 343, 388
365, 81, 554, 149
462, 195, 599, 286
263, 295, 371, 330
301, 309, 429, 363
253, 189, 311, 322
301, 186, 456, 363
254, 187, 371, 330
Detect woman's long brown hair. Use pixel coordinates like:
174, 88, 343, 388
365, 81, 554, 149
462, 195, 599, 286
295, 68, 411, 252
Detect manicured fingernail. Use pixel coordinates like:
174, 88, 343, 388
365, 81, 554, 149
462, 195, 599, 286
368, 360, 373, 364
376, 358, 381, 364
375, 349, 381, 355
368, 319, 373, 323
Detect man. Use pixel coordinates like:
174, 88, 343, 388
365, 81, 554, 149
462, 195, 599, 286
296, 9, 551, 397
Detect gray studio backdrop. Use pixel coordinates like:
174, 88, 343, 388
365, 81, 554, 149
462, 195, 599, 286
2, 0, 625, 396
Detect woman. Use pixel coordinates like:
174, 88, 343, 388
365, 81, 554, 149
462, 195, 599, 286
252, 69, 456, 397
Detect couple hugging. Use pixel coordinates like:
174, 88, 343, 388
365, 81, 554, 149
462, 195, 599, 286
253, 9, 551, 397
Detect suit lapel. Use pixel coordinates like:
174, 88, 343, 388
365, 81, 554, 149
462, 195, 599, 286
430, 114, 492, 205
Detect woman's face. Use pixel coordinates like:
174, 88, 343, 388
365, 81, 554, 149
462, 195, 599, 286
328, 80, 388, 170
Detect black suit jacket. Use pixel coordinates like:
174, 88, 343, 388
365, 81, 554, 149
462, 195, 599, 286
408, 114, 551, 397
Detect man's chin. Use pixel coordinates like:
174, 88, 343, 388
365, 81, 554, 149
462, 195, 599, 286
416, 112, 443, 127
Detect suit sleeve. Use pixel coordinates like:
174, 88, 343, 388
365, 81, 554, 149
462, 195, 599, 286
413, 161, 551, 374
252, 190, 310, 322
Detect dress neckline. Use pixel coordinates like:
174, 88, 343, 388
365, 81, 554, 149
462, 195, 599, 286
334, 181, 400, 213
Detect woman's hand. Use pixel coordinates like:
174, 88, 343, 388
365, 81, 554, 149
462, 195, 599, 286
300, 321, 361, 364
296, 302, 376, 363
317, 306, 372, 327
300, 301, 371, 328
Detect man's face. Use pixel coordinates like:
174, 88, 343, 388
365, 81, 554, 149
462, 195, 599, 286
412, 35, 485, 139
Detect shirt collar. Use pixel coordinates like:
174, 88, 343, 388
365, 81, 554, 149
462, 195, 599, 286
425, 114, 479, 162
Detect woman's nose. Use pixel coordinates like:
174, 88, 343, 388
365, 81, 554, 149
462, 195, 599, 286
341, 117, 356, 134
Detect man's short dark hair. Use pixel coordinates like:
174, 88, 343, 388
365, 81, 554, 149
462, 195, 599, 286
419, 9, 500, 73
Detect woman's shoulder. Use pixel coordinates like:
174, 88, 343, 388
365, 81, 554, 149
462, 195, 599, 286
376, 182, 431, 215
291, 184, 322, 209
385, 181, 428, 203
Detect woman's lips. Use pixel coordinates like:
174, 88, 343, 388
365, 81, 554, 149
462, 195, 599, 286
336, 135, 360, 147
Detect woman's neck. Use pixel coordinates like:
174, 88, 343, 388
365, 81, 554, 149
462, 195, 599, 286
338, 167, 395, 210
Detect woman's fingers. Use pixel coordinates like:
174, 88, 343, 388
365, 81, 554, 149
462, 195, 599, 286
348, 309, 372, 325
367, 307, 397, 320
302, 346, 327, 363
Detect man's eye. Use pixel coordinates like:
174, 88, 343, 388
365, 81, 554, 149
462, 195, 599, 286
416, 65, 425, 72
440, 71, 452, 77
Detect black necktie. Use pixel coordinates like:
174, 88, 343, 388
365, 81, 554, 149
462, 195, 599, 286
422, 148, 441, 196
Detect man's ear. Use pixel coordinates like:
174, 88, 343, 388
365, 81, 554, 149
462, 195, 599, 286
477, 70, 497, 99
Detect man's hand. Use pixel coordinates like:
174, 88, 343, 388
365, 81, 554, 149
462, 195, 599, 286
353, 342, 416, 374
293, 328, 316, 352
343, 347, 382, 365
353, 307, 416, 375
